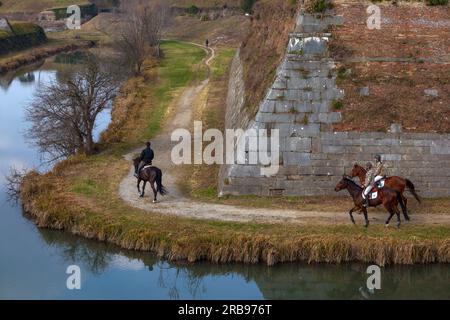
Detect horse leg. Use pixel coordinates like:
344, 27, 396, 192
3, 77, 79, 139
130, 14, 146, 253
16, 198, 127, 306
151, 182, 157, 203
402, 195, 410, 221
384, 204, 394, 227
362, 207, 369, 228
348, 207, 356, 225
395, 205, 401, 229
137, 178, 141, 194
140, 181, 146, 198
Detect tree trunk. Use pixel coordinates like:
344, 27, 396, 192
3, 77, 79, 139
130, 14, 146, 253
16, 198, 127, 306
84, 126, 95, 155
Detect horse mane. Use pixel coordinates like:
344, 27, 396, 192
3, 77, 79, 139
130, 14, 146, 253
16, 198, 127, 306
354, 163, 366, 172
343, 176, 362, 190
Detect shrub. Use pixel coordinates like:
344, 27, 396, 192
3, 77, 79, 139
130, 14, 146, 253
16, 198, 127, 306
310, 0, 333, 13
186, 5, 200, 15
332, 99, 344, 110
241, 0, 256, 13
0, 22, 47, 55
427, 0, 448, 5
51, 3, 98, 20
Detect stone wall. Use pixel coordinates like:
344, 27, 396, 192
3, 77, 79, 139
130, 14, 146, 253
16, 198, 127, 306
218, 12, 450, 198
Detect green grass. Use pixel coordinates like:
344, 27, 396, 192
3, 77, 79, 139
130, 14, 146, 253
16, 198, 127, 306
71, 178, 103, 196
145, 40, 206, 138
210, 48, 235, 79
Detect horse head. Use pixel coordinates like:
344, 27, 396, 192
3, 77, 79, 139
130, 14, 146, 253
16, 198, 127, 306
335, 175, 351, 192
350, 163, 366, 178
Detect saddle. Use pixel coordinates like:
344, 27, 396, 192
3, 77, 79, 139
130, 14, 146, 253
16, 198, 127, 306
362, 176, 386, 200
140, 165, 153, 172
363, 187, 379, 200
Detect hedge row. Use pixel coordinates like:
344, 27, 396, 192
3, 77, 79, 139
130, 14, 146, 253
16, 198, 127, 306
50, 3, 98, 20
0, 22, 47, 55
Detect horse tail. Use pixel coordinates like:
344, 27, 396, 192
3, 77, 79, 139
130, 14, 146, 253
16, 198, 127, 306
405, 178, 421, 203
156, 169, 167, 196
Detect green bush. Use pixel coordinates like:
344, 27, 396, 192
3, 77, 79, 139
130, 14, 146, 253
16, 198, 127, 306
0, 22, 47, 55
51, 3, 98, 20
332, 99, 344, 110
427, 0, 448, 5
311, 0, 333, 13
241, 0, 256, 13
186, 5, 200, 15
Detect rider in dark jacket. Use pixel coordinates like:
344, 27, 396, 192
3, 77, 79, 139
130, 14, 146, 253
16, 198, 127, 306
134, 142, 154, 177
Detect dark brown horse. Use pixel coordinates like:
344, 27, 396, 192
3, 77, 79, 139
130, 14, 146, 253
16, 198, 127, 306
133, 157, 167, 202
349, 163, 420, 219
335, 175, 404, 228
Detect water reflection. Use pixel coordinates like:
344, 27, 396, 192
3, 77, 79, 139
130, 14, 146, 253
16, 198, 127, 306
33, 225, 450, 300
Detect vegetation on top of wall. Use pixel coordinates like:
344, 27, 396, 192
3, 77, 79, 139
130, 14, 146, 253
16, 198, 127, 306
307, 0, 333, 13
186, 4, 200, 14
0, 22, 47, 55
241, 0, 256, 13
427, 0, 448, 5
50, 3, 98, 20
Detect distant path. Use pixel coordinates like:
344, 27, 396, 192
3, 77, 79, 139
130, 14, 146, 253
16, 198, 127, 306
118, 42, 450, 226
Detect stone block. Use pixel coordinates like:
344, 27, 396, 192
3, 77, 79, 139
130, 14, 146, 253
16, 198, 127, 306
359, 86, 370, 96
275, 101, 294, 113
322, 145, 346, 154
283, 152, 311, 166
431, 140, 450, 155
287, 137, 312, 152
424, 89, 438, 97
291, 124, 321, 137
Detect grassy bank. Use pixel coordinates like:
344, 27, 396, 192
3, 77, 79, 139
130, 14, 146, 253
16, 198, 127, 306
20, 41, 450, 266
0, 33, 96, 74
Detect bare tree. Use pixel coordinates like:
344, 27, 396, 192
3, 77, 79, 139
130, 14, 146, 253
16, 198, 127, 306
5, 167, 27, 203
25, 56, 120, 161
114, 0, 170, 74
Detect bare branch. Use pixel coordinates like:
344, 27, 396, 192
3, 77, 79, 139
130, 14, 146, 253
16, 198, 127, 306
4, 167, 28, 204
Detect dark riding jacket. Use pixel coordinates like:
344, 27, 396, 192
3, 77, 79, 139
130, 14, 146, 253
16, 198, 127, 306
140, 147, 154, 164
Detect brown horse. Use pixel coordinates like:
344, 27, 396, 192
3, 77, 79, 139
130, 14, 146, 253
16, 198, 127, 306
349, 163, 420, 218
335, 175, 404, 228
133, 157, 167, 203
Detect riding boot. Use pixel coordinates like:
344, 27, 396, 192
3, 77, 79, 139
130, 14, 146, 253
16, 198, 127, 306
133, 161, 139, 177
364, 196, 370, 208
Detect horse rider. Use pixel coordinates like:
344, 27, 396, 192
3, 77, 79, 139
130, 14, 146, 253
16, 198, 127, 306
134, 142, 154, 178
363, 154, 386, 207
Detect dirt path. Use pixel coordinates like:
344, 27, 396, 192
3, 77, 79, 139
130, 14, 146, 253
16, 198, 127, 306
119, 43, 450, 226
